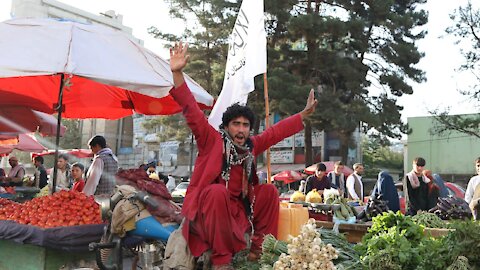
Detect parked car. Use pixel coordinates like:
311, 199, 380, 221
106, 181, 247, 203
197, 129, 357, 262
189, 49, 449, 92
395, 181, 466, 214
171, 181, 189, 203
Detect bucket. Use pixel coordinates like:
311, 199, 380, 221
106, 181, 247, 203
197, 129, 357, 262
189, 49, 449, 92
129, 216, 178, 241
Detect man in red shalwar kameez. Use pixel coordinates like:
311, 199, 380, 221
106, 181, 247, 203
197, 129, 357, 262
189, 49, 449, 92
169, 43, 318, 270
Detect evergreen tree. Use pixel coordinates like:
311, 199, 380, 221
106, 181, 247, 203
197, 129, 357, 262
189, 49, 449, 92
151, 0, 429, 164
264, 0, 428, 162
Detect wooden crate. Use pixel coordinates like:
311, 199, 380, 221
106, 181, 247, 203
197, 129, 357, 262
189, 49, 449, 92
316, 220, 371, 243
424, 227, 454, 238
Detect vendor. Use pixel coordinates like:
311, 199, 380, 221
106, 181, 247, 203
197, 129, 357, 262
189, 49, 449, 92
0, 156, 25, 186
304, 163, 331, 195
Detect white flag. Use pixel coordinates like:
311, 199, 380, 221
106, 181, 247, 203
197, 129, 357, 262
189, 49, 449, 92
208, 0, 267, 129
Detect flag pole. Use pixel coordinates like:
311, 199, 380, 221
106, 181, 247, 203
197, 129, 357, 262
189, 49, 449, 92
263, 73, 272, 183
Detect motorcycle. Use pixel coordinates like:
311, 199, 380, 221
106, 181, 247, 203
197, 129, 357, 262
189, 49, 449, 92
89, 185, 179, 270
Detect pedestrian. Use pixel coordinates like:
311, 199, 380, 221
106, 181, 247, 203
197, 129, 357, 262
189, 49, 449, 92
403, 157, 438, 215
371, 171, 400, 212
49, 154, 72, 190
327, 161, 346, 197
464, 157, 480, 204
83, 135, 118, 196
167, 174, 176, 192
33, 156, 48, 189
346, 163, 364, 201
168, 42, 317, 269
71, 162, 86, 192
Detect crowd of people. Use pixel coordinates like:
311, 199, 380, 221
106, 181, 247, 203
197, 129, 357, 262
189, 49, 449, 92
0, 134, 182, 198
0, 135, 120, 196
298, 156, 480, 217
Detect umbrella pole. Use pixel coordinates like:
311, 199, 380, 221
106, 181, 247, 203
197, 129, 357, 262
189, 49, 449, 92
51, 74, 65, 194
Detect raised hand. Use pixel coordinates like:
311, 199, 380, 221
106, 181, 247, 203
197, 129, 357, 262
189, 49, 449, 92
300, 89, 318, 119
170, 42, 190, 73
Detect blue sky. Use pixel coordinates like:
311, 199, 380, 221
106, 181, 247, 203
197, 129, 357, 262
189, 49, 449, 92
0, 0, 477, 122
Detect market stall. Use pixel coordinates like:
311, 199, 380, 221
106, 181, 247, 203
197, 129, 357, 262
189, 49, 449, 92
0, 190, 104, 270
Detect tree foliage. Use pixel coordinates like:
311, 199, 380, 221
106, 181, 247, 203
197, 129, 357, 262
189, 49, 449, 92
265, 0, 427, 161
431, 1, 480, 137
362, 136, 403, 178
149, 0, 429, 163
42, 118, 82, 149
142, 114, 191, 143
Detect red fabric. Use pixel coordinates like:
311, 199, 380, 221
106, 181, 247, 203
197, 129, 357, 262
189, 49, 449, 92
188, 183, 279, 265
0, 75, 211, 120
0, 133, 46, 155
72, 180, 85, 192
273, 170, 305, 184
115, 169, 182, 224
32, 149, 93, 159
169, 82, 304, 265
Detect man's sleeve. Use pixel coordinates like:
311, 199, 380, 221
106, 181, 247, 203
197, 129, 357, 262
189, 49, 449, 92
169, 82, 216, 152
83, 158, 104, 196
304, 177, 312, 194
465, 178, 475, 203
346, 176, 359, 200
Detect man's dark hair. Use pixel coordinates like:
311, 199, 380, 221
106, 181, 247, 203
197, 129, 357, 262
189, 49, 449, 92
334, 161, 343, 166
34, 156, 44, 164
88, 135, 107, 148
219, 103, 255, 130
316, 163, 327, 172
58, 154, 69, 161
414, 157, 426, 167
71, 162, 85, 172
475, 157, 480, 163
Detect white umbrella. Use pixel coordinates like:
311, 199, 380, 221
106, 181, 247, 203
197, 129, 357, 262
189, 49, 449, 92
0, 18, 212, 107
0, 18, 214, 191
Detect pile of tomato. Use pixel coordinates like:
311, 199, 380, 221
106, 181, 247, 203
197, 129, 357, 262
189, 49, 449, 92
0, 190, 103, 228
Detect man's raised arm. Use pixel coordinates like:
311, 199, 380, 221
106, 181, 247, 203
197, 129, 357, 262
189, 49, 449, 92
170, 42, 190, 88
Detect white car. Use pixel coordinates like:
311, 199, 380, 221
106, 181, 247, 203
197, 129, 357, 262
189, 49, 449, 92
171, 182, 189, 202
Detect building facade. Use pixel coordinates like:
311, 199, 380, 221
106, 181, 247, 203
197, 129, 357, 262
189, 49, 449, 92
405, 114, 480, 184
10, 0, 142, 168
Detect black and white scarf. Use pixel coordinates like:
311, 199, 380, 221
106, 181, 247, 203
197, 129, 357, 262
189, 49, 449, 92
220, 129, 254, 196
220, 129, 256, 224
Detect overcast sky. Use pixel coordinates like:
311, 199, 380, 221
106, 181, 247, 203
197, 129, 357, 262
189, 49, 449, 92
0, 0, 477, 122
